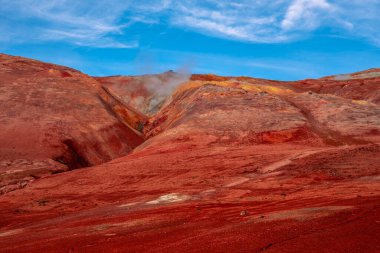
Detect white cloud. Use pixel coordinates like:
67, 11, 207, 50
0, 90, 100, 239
281, 0, 334, 30
169, 0, 380, 46
0, 0, 137, 48
0, 0, 380, 47
175, 16, 249, 40
333, 0, 380, 46
169, 1, 293, 43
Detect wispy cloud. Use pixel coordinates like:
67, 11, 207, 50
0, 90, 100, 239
170, 0, 380, 45
281, 0, 335, 30
0, 0, 138, 48
171, 1, 288, 43
0, 0, 380, 47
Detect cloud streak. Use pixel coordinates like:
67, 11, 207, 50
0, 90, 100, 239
0, 0, 138, 48
0, 0, 380, 47
171, 0, 380, 45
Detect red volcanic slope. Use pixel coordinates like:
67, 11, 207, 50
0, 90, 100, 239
0, 54, 143, 194
288, 68, 380, 104
0, 55, 379, 253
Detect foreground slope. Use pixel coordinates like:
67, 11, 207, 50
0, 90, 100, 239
0, 62, 379, 252
0, 54, 143, 194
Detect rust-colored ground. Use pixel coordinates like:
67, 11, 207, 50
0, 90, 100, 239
0, 54, 379, 253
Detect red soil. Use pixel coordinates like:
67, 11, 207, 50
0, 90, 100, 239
0, 54, 143, 194
288, 69, 380, 104
0, 54, 379, 252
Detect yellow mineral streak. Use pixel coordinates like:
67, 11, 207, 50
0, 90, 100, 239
174, 80, 293, 96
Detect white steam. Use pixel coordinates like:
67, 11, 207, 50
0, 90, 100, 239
141, 66, 191, 115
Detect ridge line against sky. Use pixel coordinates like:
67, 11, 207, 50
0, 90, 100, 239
0, 0, 380, 80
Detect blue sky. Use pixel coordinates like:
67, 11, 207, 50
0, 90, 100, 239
1, 0, 380, 80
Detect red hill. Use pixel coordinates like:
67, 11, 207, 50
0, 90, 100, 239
0, 54, 379, 253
